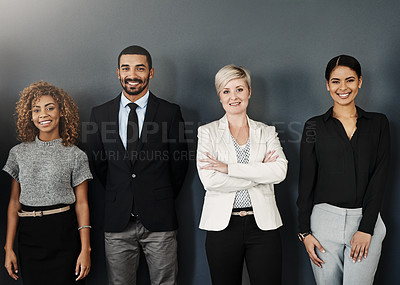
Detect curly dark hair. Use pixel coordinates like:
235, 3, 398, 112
16, 81, 80, 146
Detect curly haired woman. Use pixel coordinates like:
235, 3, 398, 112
3, 81, 93, 285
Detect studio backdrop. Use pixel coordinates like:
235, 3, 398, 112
1, 1, 399, 284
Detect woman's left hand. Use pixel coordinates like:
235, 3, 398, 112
75, 249, 91, 281
350, 231, 372, 263
263, 150, 278, 163
199, 152, 228, 174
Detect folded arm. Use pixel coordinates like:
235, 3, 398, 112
197, 126, 258, 192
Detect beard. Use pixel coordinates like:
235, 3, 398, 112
121, 75, 150, 96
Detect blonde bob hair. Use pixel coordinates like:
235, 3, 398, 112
215, 64, 251, 95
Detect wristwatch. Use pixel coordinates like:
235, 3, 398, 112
297, 231, 312, 242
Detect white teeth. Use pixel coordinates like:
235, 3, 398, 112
128, 82, 138, 86
229, 102, 240, 106
39, 121, 51, 125
338, 93, 350, 98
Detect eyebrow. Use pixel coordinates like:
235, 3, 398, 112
120, 64, 146, 68
330, 76, 356, 81
32, 103, 55, 108
223, 85, 245, 89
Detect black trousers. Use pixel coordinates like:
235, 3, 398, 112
206, 215, 282, 285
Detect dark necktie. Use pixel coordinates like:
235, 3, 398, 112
127, 103, 139, 160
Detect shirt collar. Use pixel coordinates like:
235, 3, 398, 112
322, 107, 334, 121
322, 106, 372, 122
120, 91, 149, 109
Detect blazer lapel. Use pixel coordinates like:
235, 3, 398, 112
131, 92, 160, 167
218, 115, 237, 164
108, 95, 131, 168
248, 117, 261, 162
217, 115, 262, 164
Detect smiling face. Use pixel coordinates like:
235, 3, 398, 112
327, 66, 362, 107
117, 54, 154, 101
31, 95, 61, 141
219, 78, 251, 116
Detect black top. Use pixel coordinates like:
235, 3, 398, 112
297, 106, 390, 235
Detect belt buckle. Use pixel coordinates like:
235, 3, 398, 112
33, 211, 43, 217
239, 211, 248, 217
130, 213, 139, 221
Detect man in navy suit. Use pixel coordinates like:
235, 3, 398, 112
87, 45, 188, 285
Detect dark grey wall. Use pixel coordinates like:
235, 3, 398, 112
1, 1, 399, 284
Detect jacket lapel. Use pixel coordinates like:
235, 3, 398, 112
218, 115, 237, 164
217, 115, 262, 163
108, 95, 131, 168
248, 118, 261, 163
131, 92, 159, 167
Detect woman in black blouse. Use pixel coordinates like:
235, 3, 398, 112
297, 55, 390, 284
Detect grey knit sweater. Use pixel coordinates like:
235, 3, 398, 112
3, 137, 92, 206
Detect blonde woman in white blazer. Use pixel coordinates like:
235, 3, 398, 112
197, 65, 288, 285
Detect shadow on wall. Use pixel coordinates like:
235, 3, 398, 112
0, 66, 23, 284
176, 105, 201, 285
267, 69, 317, 285
374, 41, 400, 284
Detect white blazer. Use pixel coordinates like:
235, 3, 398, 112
197, 115, 288, 231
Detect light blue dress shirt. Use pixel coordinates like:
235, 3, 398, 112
118, 91, 149, 149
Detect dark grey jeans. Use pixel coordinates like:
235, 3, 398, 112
104, 220, 178, 285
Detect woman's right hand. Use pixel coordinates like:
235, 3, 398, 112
4, 248, 19, 280
303, 234, 325, 268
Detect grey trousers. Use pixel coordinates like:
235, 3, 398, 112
310, 203, 386, 285
104, 220, 178, 285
